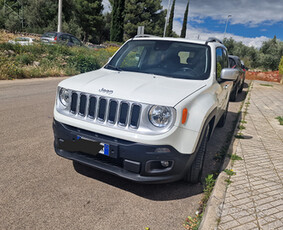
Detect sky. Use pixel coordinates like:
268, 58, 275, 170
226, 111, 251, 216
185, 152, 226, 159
102, 0, 283, 48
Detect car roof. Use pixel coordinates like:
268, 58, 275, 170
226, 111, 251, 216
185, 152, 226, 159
229, 55, 240, 60
41, 32, 75, 37
131, 36, 227, 52
132, 36, 224, 47
134, 37, 204, 45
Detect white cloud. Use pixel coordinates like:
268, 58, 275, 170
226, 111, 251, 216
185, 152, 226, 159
102, 0, 111, 13
163, 0, 283, 26
173, 20, 269, 48
101, 0, 278, 47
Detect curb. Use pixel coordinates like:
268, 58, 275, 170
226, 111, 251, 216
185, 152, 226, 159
198, 138, 240, 230
199, 83, 252, 230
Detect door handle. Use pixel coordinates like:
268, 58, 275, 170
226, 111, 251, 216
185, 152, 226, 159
223, 84, 229, 89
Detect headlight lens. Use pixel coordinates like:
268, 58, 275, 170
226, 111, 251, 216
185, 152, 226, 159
59, 88, 70, 107
149, 105, 173, 127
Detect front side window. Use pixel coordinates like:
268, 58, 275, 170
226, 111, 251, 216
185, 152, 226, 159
216, 47, 228, 81
105, 40, 211, 80
59, 34, 69, 41
216, 48, 223, 81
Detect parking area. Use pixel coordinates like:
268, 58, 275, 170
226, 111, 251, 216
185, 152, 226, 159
0, 77, 246, 229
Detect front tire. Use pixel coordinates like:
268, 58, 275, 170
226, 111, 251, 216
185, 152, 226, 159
186, 125, 210, 184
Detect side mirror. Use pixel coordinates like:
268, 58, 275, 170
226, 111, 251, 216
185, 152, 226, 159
220, 68, 239, 81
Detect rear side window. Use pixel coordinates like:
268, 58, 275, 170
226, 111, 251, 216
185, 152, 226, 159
229, 58, 236, 68
71, 37, 81, 46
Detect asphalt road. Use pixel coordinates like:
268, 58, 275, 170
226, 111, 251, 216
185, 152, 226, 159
0, 77, 246, 230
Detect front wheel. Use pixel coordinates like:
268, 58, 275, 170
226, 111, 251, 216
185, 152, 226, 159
186, 125, 210, 184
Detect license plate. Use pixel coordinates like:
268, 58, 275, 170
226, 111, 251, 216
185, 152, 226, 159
99, 143, 110, 156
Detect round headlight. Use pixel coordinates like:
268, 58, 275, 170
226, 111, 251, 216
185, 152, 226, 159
59, 88, 70, 107
149, 105, 172, 128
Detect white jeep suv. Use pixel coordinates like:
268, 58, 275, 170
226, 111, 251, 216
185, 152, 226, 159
53, 36, 238, 183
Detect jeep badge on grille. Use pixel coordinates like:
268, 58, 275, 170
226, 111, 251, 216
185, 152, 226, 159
99, 88, 114, 95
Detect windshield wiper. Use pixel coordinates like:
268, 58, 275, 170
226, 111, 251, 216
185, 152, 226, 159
105, 64, 122, 71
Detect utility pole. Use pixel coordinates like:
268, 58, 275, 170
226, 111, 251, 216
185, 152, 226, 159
224, 15, 232, 38
57, 0, 62, 32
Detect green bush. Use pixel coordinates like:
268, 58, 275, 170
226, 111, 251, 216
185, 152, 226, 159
68, 54, 100, 73
15, 54, 35, 65
0, 42, 117, 80
279, 56, 283, 75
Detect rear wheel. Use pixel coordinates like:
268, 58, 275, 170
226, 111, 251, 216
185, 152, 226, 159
186, 125, 210, 184
238, 79, 245, 93
230, 87, 238, 102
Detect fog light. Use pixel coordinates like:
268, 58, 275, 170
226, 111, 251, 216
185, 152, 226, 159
154, 148, 171, 153
161, 161, 170, 167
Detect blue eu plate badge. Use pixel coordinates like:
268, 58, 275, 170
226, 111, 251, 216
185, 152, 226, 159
99, 143, 110, 156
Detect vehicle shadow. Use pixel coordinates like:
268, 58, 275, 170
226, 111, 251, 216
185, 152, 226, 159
73, 161, 203, 201
202, 88, 249, 179
233, 86, 248, 102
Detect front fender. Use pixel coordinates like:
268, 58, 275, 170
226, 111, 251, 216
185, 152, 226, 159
175, 92, 218, 134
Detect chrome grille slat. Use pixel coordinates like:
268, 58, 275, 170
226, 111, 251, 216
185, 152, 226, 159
76, 92, 81, 115
69, 91, 141, 129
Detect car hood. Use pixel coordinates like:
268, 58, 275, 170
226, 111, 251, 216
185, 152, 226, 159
59, 69, 207, 107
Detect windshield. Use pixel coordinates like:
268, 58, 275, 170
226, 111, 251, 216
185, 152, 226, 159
105, 40, 211, 80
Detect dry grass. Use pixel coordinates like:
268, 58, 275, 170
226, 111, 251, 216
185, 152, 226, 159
0, 30, 40, 43
0, 33, 120, 80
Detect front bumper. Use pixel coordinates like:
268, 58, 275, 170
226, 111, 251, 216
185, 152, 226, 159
53, 119, 194, 183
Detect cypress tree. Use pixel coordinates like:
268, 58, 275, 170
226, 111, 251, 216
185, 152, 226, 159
180, 0, 189, 38
75, 0, 104, 42
123, 0, 165, 39
165, 0, 176, 37
110, 0, 125, 42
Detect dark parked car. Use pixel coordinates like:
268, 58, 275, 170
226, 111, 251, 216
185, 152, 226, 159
229, 55, 245, 101
40, 32, 83, 47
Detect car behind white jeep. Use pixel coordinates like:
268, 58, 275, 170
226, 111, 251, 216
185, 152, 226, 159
53, 36, 238, 183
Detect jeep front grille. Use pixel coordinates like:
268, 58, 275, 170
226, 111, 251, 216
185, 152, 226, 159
69, 92, 141, 129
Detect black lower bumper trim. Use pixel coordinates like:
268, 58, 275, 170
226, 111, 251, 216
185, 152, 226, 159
53, 119, 194, 183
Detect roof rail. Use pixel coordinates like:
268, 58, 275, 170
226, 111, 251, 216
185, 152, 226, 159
205, 37, 223, 45
134, 34, 160, 38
